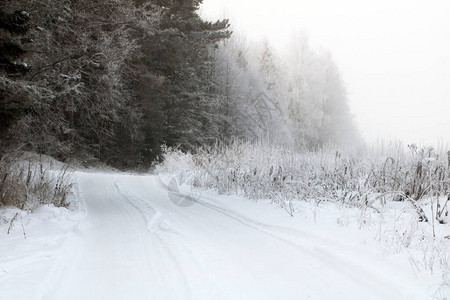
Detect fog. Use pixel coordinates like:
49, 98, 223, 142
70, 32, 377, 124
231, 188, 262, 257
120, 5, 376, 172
201, 0, 450, 146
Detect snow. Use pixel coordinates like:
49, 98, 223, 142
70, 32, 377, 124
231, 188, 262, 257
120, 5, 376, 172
0, 205, 84, 299
0, 171, 448, 299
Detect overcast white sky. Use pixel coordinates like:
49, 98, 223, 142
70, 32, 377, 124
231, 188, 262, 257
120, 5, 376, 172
200, 0, 450, 147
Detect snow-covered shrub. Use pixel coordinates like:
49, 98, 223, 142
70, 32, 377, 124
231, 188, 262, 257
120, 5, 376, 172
0, 154, 74, 210
154, 145, 196, 175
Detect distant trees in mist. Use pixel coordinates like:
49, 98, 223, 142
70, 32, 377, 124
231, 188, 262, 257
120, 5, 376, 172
0, 0, 359, 168
212, 33, 359, 149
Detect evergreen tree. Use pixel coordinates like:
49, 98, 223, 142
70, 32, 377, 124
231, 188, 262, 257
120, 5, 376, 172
1, 0, 160, 166
0, 8, 34, 152
135, 0, 231, 161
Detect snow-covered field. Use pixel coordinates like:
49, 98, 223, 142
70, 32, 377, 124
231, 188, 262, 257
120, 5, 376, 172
1, 171, 448, 299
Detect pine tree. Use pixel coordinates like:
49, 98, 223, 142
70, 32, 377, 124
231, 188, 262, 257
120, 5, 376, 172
0, 8, 34, 150
1, 0, 161, 166
135, 0, 231, 160
0, 9, 31, 75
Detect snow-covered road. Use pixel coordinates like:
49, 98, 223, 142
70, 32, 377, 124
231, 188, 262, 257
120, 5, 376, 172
1, 172, 440, 299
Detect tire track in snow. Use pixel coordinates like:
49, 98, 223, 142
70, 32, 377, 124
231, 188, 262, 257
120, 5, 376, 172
114, 178, 224, 298
158, 182, 419, 300
131, 175, 419, 299
113, 179, 195, 299
46, 173, 185, 300
104, 177, 192, 300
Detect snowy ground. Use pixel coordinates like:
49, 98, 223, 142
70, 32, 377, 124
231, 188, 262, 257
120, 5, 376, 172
1, 171, 448, 299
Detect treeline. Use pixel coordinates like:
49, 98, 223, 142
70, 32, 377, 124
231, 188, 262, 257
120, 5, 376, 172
1, 0, 358, 169
211, 34, 359, 148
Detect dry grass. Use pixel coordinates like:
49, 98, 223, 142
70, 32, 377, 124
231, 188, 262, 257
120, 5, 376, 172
158, 140, 449, 221
0, 154, 74, 210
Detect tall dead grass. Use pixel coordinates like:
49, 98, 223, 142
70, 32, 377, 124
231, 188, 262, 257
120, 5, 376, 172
0, 154, 73, 210
158, 140, 449, 220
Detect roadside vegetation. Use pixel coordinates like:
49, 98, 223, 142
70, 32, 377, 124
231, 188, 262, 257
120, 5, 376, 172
0, 153, 73, 211
158, 140, 449, 220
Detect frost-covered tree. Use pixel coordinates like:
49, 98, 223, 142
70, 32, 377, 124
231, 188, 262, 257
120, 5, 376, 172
1, 0, 160, 166
211, 36, 263, 139
210, 36, 291, 144
0, 8, 33, 150
212, 31, 360, 149
282, 33, 359, 148
317, 55, 359, 146
135, 0, 231, 159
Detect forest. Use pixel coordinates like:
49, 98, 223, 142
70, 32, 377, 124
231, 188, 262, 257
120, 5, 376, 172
0, 0, 358, 169
1, 1, 450, 298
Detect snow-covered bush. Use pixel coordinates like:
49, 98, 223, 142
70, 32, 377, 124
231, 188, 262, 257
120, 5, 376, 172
0, 154, 74, 210
154, 145, 196, 175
